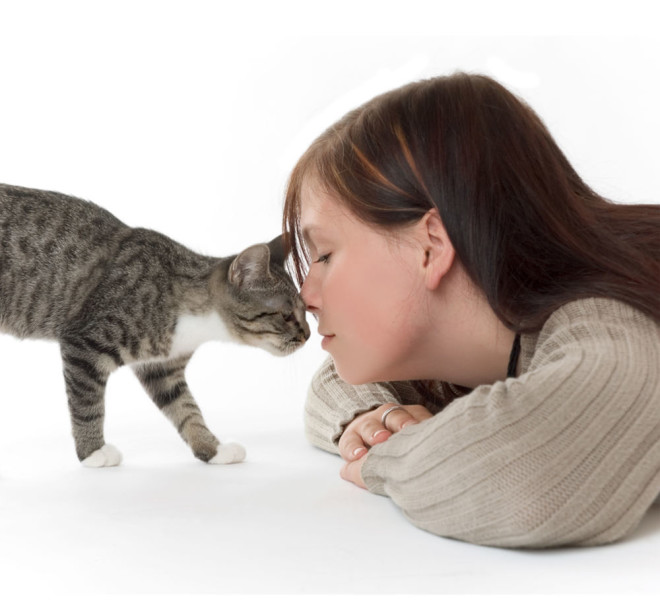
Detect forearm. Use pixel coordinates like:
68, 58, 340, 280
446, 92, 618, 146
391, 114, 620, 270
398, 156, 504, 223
361, 347, 660, 548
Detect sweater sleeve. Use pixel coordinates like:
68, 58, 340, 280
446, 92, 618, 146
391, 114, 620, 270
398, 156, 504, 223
304, 355, 438, 454
361, 299, 660, 548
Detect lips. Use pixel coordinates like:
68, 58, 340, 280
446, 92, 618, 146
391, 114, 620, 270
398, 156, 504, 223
320, 332, 335, 349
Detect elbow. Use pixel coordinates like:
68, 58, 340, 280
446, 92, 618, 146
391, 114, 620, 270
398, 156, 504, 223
378, 463, 640, 549
400, 486, 632, 549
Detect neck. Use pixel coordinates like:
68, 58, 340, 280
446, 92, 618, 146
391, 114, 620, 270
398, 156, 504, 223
177, 259, 228, 314
169, 261, 233, 358
169, 311, 232, 358
417, 265, 516, 388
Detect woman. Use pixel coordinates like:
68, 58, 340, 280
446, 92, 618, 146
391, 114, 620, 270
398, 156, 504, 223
283, 73, 660, 548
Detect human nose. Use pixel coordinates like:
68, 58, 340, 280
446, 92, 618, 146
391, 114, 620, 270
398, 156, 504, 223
301, 271, 321, 317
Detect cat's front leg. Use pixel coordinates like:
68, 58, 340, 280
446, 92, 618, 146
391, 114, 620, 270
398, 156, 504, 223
132, 355, 245, 464
60, 339, 122, 467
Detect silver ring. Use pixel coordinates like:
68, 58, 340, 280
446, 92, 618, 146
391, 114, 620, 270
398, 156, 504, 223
381, 405, 408, 430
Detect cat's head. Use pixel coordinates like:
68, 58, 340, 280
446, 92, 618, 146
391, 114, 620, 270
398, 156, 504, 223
223, 235, 310, 356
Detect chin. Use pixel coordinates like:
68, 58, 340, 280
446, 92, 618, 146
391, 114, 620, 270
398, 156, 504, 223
266, 340, 308, 357
333, 360, 380, 386
262, 344, 293, 357
334, 354, 413, 386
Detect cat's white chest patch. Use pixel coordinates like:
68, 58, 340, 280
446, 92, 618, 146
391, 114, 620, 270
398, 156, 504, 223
169, 312, 233, 358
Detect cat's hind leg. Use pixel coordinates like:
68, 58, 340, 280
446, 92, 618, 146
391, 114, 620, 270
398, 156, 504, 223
60, 338, 122, 467
132, 355, 245, 464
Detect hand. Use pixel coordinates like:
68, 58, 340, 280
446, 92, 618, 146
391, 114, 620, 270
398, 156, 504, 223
338, 403, 433, 489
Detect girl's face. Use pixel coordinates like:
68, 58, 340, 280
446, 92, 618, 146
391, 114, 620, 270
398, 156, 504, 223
299, 178, 430, 385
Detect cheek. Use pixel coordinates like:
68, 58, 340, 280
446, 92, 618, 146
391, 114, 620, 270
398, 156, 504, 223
327, 256, 381, 312
325, 254, 424, 384
331, 255, 417, 338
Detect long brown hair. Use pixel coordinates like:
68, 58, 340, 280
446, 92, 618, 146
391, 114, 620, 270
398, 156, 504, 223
283, 73, 660, 332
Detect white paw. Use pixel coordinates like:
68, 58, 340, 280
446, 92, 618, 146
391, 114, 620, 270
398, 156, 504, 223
81, 444, 123, 468
209, 442, 246, 464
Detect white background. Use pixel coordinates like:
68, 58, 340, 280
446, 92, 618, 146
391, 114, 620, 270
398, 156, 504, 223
0, 1, 658, 597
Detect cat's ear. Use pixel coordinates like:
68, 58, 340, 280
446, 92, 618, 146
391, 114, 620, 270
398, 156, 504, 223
228, 244, 271, 288
267, 234, 287, 266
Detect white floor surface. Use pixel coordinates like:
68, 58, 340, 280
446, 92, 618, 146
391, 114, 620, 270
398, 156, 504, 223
1, 337, 659, 596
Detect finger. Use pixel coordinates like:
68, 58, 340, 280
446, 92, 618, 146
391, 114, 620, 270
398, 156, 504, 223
358, 412, 392, 447
337, 428, 370, 462
381, 405, 419, 433
340, 456, 367, 489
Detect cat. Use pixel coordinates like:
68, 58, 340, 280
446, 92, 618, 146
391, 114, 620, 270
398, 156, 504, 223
0, 183, 310, 467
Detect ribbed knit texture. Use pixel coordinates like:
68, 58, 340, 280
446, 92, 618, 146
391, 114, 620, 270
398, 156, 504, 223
304, 298, 660, 548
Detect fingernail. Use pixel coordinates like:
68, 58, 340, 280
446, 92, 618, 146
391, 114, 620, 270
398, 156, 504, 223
401, 420, 417, 429
353, 447, 367, 458
372, 430, 389, 440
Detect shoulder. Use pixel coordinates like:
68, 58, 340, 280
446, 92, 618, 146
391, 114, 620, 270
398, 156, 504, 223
521, 297, 659, 381
545, 297, 657, 330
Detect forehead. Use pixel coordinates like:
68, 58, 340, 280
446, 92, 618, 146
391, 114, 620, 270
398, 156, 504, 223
300, 176, 355, 237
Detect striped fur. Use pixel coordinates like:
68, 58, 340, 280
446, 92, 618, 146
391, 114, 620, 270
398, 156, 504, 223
0, 183, 309, 465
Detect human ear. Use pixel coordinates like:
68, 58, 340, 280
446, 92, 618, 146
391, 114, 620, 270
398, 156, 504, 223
419, 208, 455, 290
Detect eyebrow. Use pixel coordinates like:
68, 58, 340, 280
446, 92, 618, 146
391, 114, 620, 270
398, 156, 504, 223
301, 226, 320, 246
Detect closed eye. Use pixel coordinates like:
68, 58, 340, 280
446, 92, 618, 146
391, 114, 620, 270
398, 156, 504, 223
283, 313, 296, 323
315, 253, 331, 264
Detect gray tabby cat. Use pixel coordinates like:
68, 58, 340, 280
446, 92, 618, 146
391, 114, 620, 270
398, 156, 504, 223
0, 184, 309, 467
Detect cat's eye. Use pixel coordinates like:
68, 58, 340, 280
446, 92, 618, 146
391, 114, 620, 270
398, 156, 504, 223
284, 313, 296, 323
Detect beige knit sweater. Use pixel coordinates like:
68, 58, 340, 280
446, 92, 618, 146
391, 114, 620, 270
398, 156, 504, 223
304, 298, 660, 548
